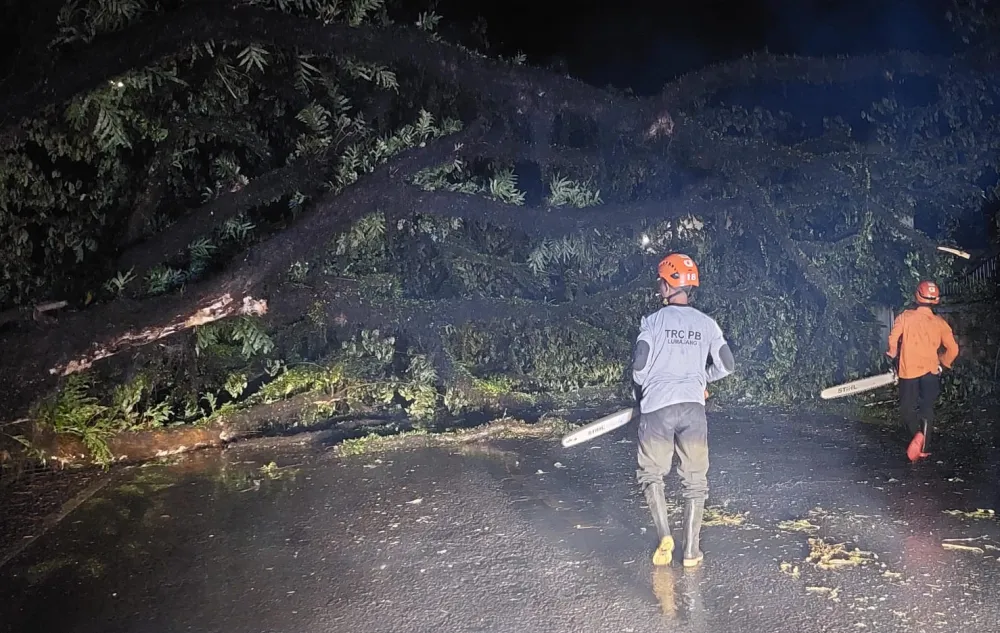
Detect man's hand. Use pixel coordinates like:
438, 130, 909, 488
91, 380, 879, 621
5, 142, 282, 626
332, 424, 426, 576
885, 352, 899, 373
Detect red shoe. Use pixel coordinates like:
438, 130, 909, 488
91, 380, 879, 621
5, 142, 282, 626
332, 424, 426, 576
907, 432, 926, 462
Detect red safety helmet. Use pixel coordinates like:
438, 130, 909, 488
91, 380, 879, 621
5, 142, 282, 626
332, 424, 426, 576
657, 253, 699, 289
915, 280, 940, 305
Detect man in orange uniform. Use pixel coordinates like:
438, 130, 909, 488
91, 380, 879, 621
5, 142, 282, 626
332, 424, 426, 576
886, 280, 960, 462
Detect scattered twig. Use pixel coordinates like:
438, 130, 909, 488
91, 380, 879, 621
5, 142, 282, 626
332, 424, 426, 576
942, 543, 985, 554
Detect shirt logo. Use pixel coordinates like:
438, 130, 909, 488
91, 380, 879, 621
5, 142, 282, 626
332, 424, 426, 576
664, 329, 703, 346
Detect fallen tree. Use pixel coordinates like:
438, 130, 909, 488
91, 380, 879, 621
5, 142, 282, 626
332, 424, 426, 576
1, 0, 999, 465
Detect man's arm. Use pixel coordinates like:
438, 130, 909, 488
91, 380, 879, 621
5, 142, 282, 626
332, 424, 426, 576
706, 323, 735, 383
886, 311, 905, 360
938, 319, 960, 369
632, 315, 654, 388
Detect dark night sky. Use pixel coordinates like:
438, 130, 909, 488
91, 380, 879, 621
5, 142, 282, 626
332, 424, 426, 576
0, 0, 966, 94
433, 0, 962, 94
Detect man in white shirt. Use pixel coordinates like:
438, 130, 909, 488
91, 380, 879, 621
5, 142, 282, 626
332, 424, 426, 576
632, 253, 735, 568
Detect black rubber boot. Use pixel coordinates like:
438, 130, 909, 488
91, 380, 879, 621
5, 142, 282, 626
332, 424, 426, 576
921, 419, 932, 453
682, 499, 704, 568
644, 484, 674, 566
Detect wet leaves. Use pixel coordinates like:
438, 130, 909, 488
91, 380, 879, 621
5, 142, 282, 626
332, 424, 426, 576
942, 508, 995, 520
258, 460, 299, 481
778, 518, 821, 533
806, 586, 841, 601
231, 458, 302, 491
806, 538, 876, 570
702, 507, 748, 527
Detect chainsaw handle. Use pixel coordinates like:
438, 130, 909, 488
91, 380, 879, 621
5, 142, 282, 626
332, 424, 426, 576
884, 352, 900, 375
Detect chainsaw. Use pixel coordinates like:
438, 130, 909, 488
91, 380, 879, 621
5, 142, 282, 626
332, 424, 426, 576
820, 371, 898, 400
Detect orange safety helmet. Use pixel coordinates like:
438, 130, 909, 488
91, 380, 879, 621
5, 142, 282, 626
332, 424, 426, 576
658, 253, 700, 289
915, 280, 940, 305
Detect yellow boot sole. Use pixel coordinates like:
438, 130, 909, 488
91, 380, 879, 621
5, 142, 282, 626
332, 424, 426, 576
682, 554, 704, 568
652, 536, 674, 566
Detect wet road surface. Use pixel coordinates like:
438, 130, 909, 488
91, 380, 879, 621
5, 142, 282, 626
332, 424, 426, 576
2, 409, 999, 633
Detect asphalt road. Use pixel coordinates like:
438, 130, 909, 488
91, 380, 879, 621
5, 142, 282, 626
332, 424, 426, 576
2, 409, 999, 633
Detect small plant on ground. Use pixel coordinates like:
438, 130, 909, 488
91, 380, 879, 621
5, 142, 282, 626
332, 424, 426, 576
103, 268, 136, 296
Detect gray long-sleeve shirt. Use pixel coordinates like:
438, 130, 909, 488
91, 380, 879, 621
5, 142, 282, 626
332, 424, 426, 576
632, 304, 734, 414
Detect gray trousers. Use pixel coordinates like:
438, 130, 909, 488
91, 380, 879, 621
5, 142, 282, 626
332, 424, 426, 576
636, 402, 710, 501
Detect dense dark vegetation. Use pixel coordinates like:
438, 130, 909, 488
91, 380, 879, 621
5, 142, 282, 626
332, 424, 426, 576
0, 0, 998, 467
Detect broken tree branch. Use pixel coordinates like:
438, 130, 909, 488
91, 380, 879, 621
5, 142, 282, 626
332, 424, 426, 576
114, 150, 332, 281
402, 185, 732, 237
51, 294, 268, 376
122, 140, 177, 248
0, 121, 484, 419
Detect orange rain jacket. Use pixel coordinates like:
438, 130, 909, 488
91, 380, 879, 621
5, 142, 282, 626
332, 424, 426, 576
886, 306, 960, 379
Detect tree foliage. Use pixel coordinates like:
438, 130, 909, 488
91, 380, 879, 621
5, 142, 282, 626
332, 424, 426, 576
1, 0, 999, 462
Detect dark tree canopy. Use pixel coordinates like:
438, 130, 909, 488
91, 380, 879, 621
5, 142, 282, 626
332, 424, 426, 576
0, 0, 998, 465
